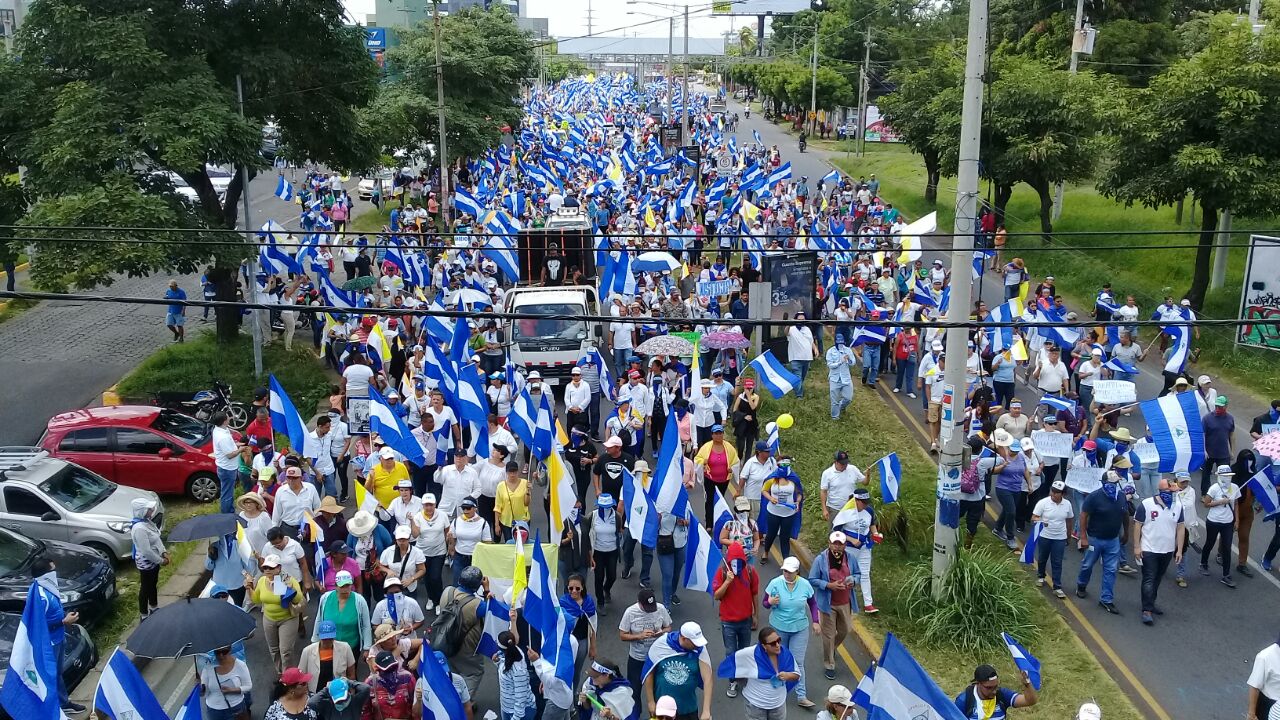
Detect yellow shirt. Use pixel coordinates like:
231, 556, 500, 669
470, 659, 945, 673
369, 460, 410, 508
251, 575, 304, 622
495, 479, 530, 527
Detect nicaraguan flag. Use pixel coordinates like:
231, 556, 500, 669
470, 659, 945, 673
1104, 357, 1138, 375
422, 302, 452, 344
95, 648, 168, 720
507, 385, 538, 449
274, 176, 294, 202
476, 595, 511, 658
418, 634, 467, 720
850, 324, 889, 348
821, 168, 841, 187
641, 631, 711, 684
765, 161, 792, 187
530, 390, 555, 461
649, 411, 687, 514
866, 633, 967, 720
268, 374, 308, 453
752, 128, 763, 145
1139, 390, 1205, 473
1021, 522, 1042, 564
369, 386, 427, 465
1039, 395, 1076, 413
1244, 467, 1280, 519
853, 664, 875, 709
876, 452, 901, 504
453, 188, 484, 217
1001, 633, 1042, 691
1162, 324, 1191, 374
0, 583, 64, 720
747, 349, 801, 399
682, 509, 724, 595
524, 532, 557, 632
717, 644, 799, 692
623, 468, 659, 546
172, 684, 201, 720
710, 487, 734, 545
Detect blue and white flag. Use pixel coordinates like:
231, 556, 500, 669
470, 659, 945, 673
453, 188, 484, 218
865, 633, 967, 720
1244, 467, 1280, 519
368, 386, 427, 465
507, 385, 538, 449
765, 161, 792, 187
1039, 395, 1076, 413
1001, 633, 1042, 691
537, 609, 578, 712
94, 648, 168, 720
853, 664, 876, 709
747, 349, 801, 399
418, 635, 467, 720
650, 411, 687, 515
530, 390, 555, 461
985, 299, 1020, 352
850, 324, 889, 348
1103, 357, 1138, 375
476, 595, 511, 658
752, 128, 763, 146
172, 684, 201, 720
682, 509, 724, 595
1020, 522, 1042, 564
0, 583, 64, 720
1139, 390, 1205, 473
623, 467, 659, 546
524, 531, 557, 633
821, 169, 841, 187
268, 374, 308, 453
710, 487, 734, 546
274, 176, 294, 202
1162, 324, 1191, 374
716, 644, 799, 692
641, 631, 711, 683
876, 453, 901, 504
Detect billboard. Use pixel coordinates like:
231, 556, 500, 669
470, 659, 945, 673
1237, 235, 1280, 352
365, 27, 387, 50
712, 0, 808, 15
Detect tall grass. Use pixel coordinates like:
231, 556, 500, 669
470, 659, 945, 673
898, 550, 1041, 655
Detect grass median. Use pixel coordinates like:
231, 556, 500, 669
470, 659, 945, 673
756, 368, 1141, 719
831, 143, 1280, 400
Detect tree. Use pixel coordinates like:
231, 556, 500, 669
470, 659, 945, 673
0, 175, 26, 271
543, 55, 588, 84
378, 8, 535, 164
1099, 24, 1280, 309
738, 26, 758, 55
1089, 20, 1179, 86
877, 44, 962, 203
0, 0, 380, 339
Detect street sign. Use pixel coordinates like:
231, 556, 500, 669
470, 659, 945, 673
939, 384, 956, 442
716, 153, 733, 171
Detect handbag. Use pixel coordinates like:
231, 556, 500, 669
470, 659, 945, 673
656, 534, 676, 555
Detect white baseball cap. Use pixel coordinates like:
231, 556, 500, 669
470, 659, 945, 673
781, 556, 801, 572
679, 621, 707, 647
394, 525, 412, 539
379, 447, 396, 459
827, 685, 855, 706
603, 436, 623, 448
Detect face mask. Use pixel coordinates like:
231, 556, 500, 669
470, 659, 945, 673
569, 508, 580, 521
1158, 491, 1174, 506
1218, 477, 1231, 488
1115, 442, 1129, 454
738, 511, 750, 522
1102, 482, 1120, 501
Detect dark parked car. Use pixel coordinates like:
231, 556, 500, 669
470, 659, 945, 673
0, 527, 116, 627
0, 612, 97, 719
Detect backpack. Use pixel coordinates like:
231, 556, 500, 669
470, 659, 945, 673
960, 458, 984, 495
960, 683, 1012, 718
425, 587, 478, 657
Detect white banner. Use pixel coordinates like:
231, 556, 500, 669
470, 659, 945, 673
1066, 466, 1105, 494
1092, 380, 1136, 405
1030, 431, 1073, 459
1133, 441, 1160, 466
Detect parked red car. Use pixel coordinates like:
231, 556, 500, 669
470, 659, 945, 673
38, 406, 227, 502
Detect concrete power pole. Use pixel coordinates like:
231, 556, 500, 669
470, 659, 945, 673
808, 16, 818, 136
856, 24, 871, 157
682, 5, 689, 142
433, 0, 451, 227
934, 0, 988, 599
1051, 0, 1086, 221
235, 75, 264, 379
668, 17, 675, 122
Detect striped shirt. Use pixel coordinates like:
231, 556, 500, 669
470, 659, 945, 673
494, 654, 536, 716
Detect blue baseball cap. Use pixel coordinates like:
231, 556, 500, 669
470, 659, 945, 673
711, 424, 724, 433
328, 677, 349, 703
317, 620, 337, 639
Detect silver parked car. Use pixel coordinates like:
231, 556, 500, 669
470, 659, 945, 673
0, 448, 164, 562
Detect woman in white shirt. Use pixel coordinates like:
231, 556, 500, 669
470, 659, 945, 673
487, 374, 513, 418
447, 498, 493, 571
414, 493, 449, 610
1030, 480, 1074, 598
1076, 348, 1104, 411
199, 646, 252, 719
785, 313, 818, 399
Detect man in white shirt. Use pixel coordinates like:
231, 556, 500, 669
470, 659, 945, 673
1031, 480, 1075, 598
342, 355, 376, 400
271, 466, 320, 536
1033, 345, 1070, 396
1248, 637, 1280, 720
306, 417, 338, 499
564, 367, 593, 433
1134, 479, 1185, 625
738, 442, 777, 521
819, 451, 866, 521
1200, 464, 1241, 587
609, 306, 635, 378
210, 412, 244, 514
437, 449, 480, 518
916, 341, 942, 413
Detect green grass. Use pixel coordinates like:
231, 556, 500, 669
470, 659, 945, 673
0, 298, 36, 324
114, 330, 333, 416
833, 143, 1280, 400
761, 368, 1141, 719
350, 205, 393, 233
89, 499, 207, 651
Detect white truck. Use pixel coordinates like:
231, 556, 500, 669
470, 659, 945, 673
502, 286, 603, 386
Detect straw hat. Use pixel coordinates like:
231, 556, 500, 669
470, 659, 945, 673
373, 623, 400, 645
318, 496, 344, 515
992, 429, 1015, 447
235, 492, 265, 512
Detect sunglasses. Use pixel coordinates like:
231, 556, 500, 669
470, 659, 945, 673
568, 586, 584, 592
763, 638, 781, 647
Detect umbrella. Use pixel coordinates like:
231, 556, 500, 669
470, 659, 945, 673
126, 597, 257, 657
636, 334, 695, 356
166, 513, 244, 542
700, 330, 751, 350
632, 251, 681, 273
342, 276, 378, 291
1254, 431, 1280, 461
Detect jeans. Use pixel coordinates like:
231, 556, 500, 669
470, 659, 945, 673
657, 546, 685, 606
1077, 536, 1121, 603
612, 349, 632, 378
424, 554, 446, 607
829, 380, 852, 419
960, 499, 986, 537
1036, 537, 1066, 587
54, 638, 69, 706
861, 345, 881, 384
993, 380, 1015, 410
1264, 521, 1280, 565
763, 513, 797, 559
1201, 520, 1234, 576
788, 360, 811, 397
721, 619, 753, 677
895, 356, 916, 393
1139, 550, 1173, 612
217, 467, 239, 514
318, 471, 337, 499
622, 536, 654, 586
627, 656, 644, 711
594, 549, 618, 601
1078, 385, 1094, 416
138, 566, 160, 616
995, 488, 1019, 538
776, 627, 811, 700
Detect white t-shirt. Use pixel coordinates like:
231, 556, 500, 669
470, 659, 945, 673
1036, 360, 1069, 394
1031, 496, 1075, 540
740, 457, 777, 500
610, 321, 634, 350
199, 661, 252, 710
211, 426, 240, 471
1249, 643, 1280, 703
820, 465, 866, 510
415, 510, 449, 557
379, 545, 427, 592
1077, 360, 1101, 388
1204, 481, 1239, 524
1135, 497, 1184, 554
450, 515, 492, 555
742, 668, 788, 710
371, 593, 425, 629
1113, 304, 1140, 324
787, 327, 815, 362
343, 364, 376, 398
262, 539, 305, 583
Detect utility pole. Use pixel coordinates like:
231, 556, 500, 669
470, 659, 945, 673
856, 24, 871, 157
235, 74, 264, 379
1051, 0, 1086, 221
1211, 207, 1231, 290
432, 0, 450, 227
808, 16, 819, 136
934, 0, 988, 599
586, 0, 594, 35
1249, 0, 1261, 24
668, 16, 675, 122
682, 4, 689, 142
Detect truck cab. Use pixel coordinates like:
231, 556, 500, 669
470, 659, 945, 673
502, 286, 602, 386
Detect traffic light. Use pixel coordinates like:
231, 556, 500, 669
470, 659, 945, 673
811, 0, 828, 9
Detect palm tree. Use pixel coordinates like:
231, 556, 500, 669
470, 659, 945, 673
738, 26, 757, 55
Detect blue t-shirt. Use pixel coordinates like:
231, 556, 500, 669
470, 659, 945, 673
164, 287, 186, 315
764, 575, 814, 633
1080, 488, 1128, 540
652, 654, 701, 714
954, 686, 1019, 719
1202, 411, 1235, 458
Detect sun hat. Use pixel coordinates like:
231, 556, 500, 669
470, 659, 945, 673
318, 496, 344, 514
347, 510, 378, 537
992, 428, 1014, 447
280, 667, 312, 686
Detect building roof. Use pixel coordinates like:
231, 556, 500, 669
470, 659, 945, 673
555, 36, 725, 56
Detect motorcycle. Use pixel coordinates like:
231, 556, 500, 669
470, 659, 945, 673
153, 379, 250, 429
798, 135, 807, 153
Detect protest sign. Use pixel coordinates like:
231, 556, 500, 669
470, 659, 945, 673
1066, 466, 1105, 494
1092, 380, 1137, 405
1030, 431, 1073, 459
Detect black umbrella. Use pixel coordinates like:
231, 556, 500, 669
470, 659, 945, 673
166, 513, 244, 542
126, 597, 257, 657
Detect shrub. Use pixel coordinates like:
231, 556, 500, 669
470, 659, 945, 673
897, 549, 1039, 654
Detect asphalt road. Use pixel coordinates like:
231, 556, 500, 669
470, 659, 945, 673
0, 170, 355, 447
724, 104, 1280, 720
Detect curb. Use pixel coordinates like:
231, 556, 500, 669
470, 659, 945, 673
101, 383, 122, 406
0, 262, 30, 310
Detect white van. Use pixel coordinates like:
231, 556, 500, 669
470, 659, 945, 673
502, 286, 602, 386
